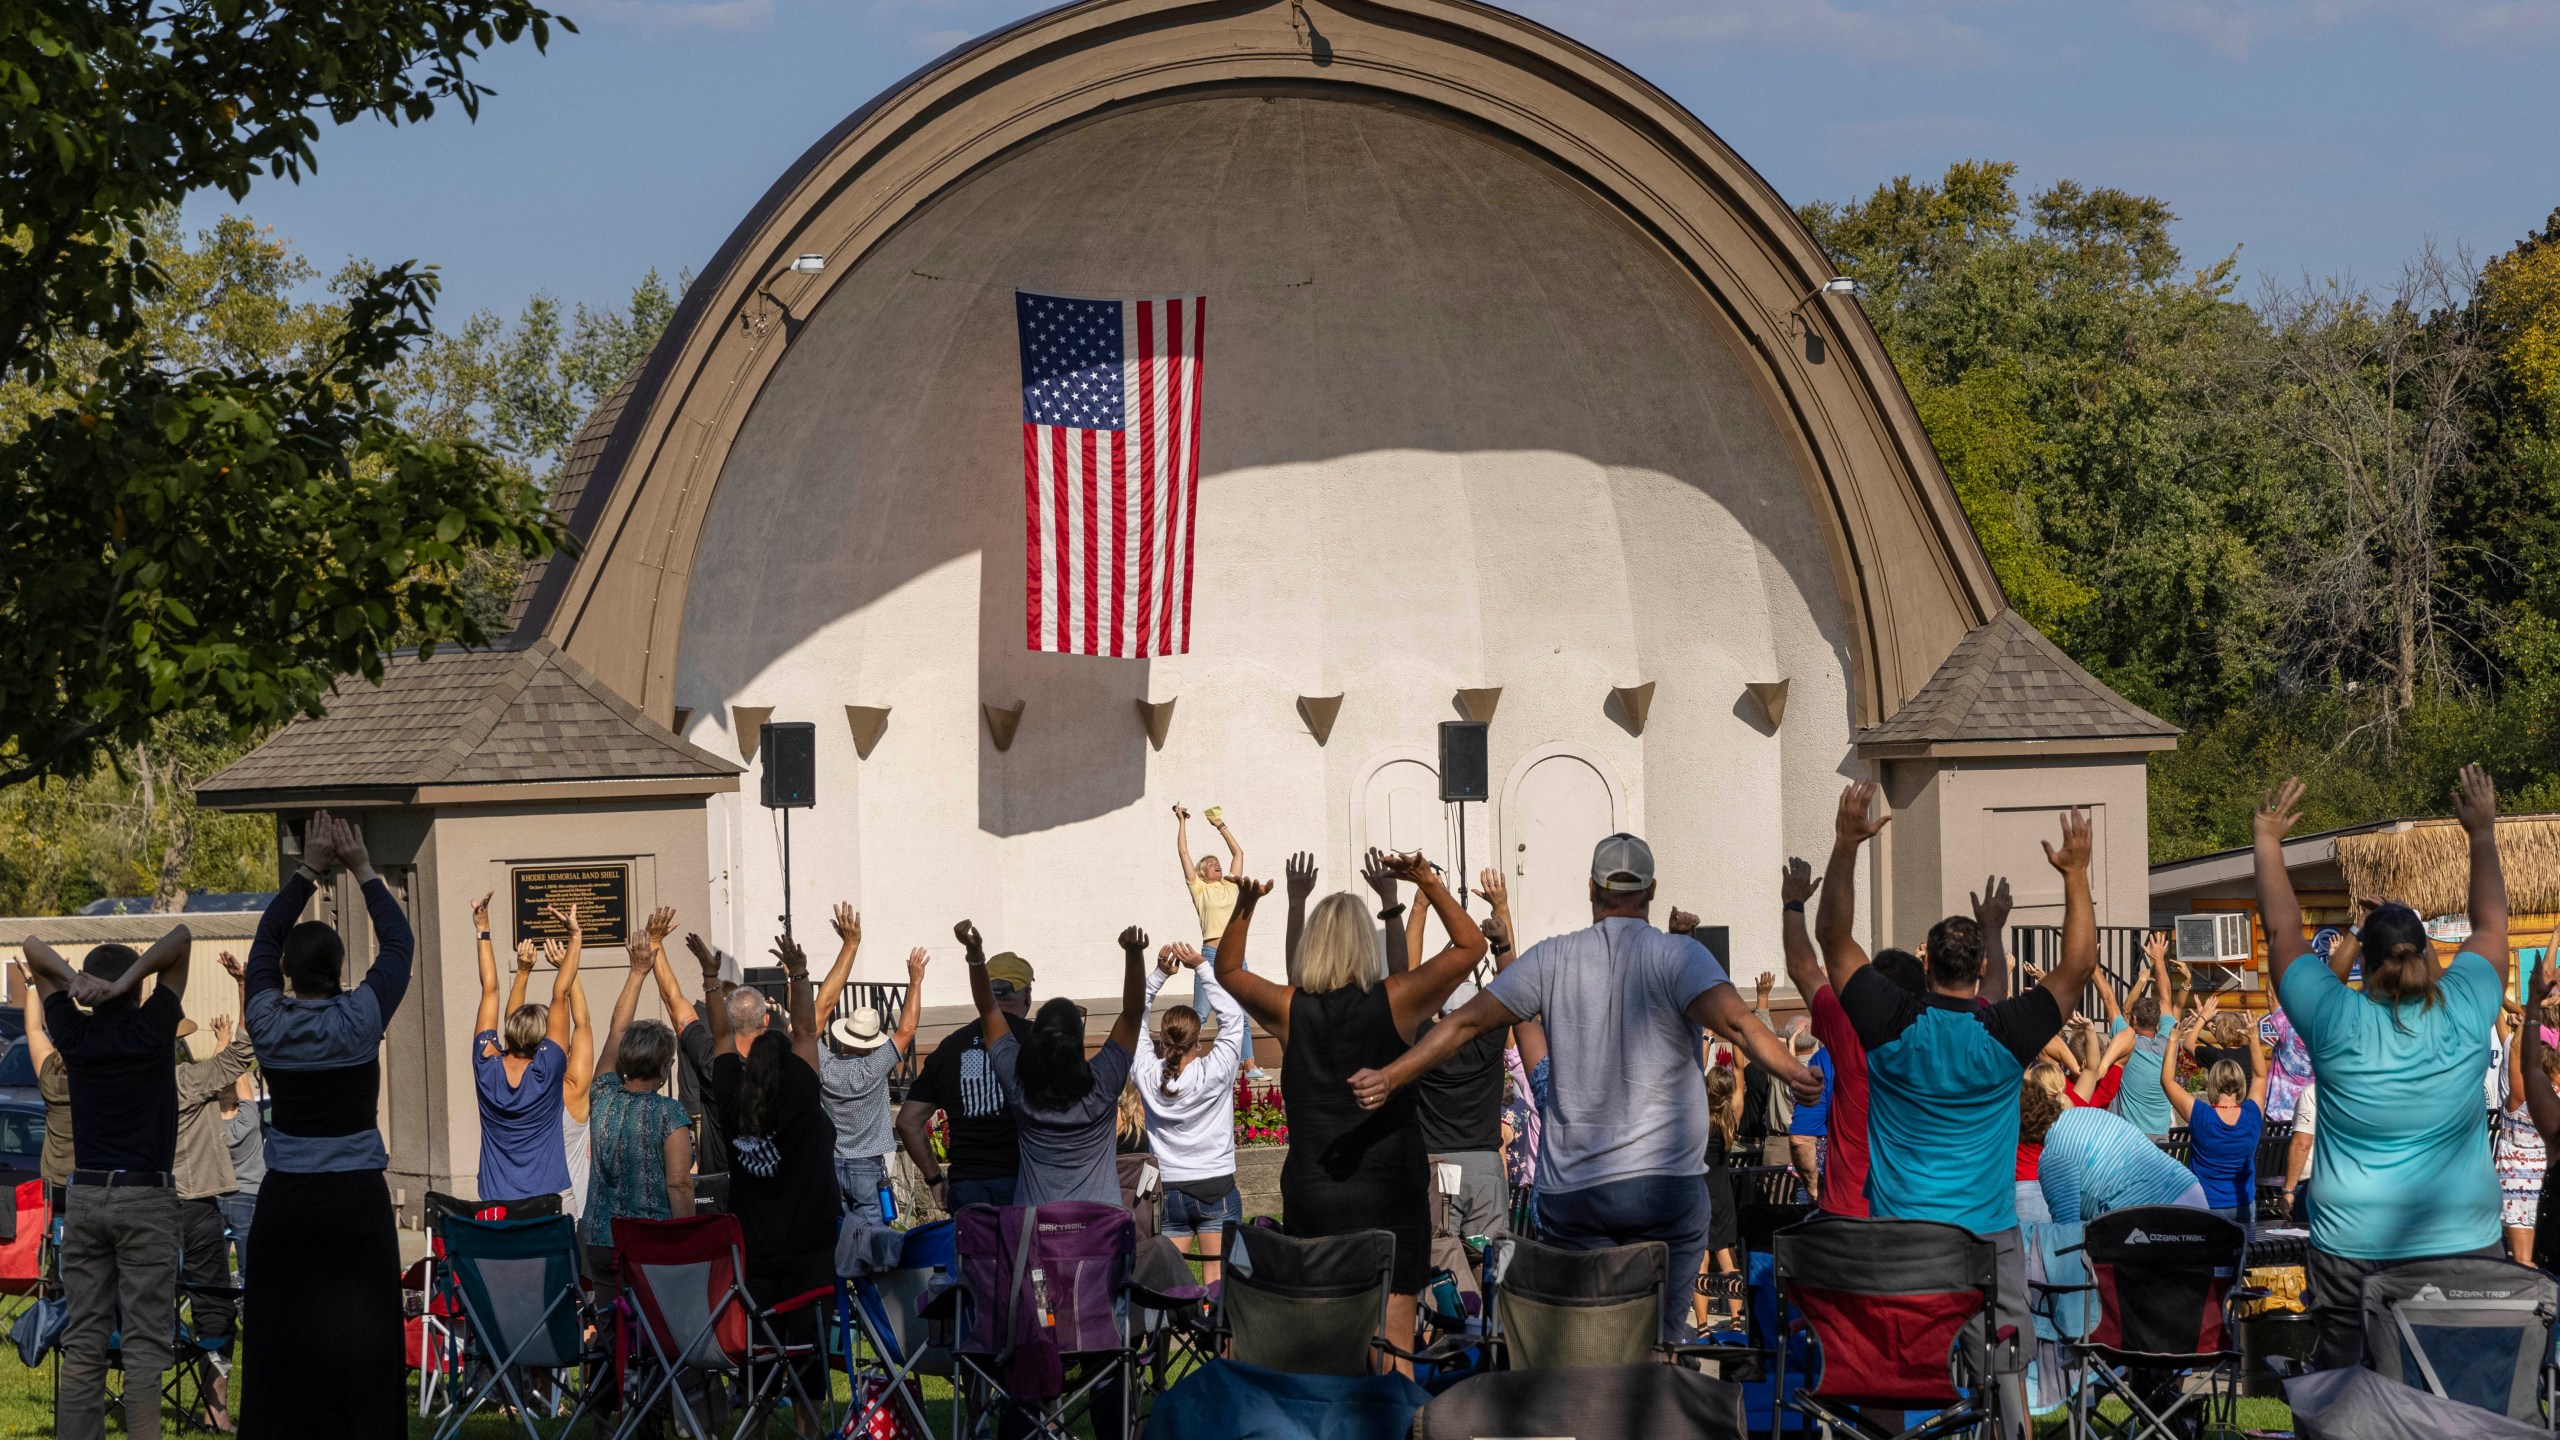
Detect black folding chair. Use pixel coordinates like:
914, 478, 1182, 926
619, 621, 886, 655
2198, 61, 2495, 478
2047, 1206, 2253, 1440
1483, 1235, 1739, 1374
1205, 1223, 1451, 1377
2360, 1255, 2558, 1427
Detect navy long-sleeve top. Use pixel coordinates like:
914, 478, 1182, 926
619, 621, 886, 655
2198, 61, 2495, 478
242, 871, 413, 1173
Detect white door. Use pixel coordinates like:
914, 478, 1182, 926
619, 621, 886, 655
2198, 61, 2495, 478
1356, 754, 1490, 960
1508, 751, 1620, 951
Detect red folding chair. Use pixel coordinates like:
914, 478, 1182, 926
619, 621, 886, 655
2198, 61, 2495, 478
1773, 1215, 2016, 1440
609, 1213, 830, 1440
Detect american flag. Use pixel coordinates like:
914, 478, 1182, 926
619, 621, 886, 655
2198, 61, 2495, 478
1015, 291, 1206, 656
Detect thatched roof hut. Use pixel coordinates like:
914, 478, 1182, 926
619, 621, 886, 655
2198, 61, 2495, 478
2332, 815, 2560, 919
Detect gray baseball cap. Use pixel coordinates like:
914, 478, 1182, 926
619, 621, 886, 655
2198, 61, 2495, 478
1590, 833, 1655, 891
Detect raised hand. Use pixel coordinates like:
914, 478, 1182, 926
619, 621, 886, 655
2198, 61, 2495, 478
1157, 945, 1183, 976
1382, 851, 1434, 886
542, 938, 567, 968
1971, 875, 2013, 932
2041, 809, 2093, 874
1478, 867, 1508, 909
2530, 946, 2556, 1014
1835, 781, 1890, 846
1362, 848, 1399, 903
685, 932, 719, 978
2456, 763, 2499, 836
953, 920, 984, 957
548, 902, 582, 937
217, 950, 244, 982
1285, 852, 1317, 902
472, 891, 492, 931
2144, 930, 2170, 967
1755, 971, 1775, 1001
1171, 803, 1190, 822
1780, 857, 1819, 907
771, 933, 807, 976
1480, 915, 1510, 953
906, 946, 930, 983
831, 904, 861, 948
515, 939, 539, 970
2256, 777, 2306, 845
1667, 908, 1700, 936
327, 811, 372, 872
212, 1014, 234, 1046
1118, 925, 1150, 954
645, 906, 677, 945
1229, 876, 1274, 915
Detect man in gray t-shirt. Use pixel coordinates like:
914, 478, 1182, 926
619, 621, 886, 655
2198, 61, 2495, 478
1353, 833, 1819, 1338
817, 942, 927, 1226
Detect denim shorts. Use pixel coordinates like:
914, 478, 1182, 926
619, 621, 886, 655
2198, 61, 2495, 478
1160, 1183, 1243, 1239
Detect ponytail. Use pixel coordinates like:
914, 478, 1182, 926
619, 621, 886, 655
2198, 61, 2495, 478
1155, 1006, 1201, 1097
736, 1029, 790, 1140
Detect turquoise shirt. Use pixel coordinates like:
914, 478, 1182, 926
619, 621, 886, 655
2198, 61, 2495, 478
2107, 1017, 2175, 1137
2278, 950, 2501, 1260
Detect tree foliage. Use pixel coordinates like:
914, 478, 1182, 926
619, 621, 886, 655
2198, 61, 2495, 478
0, 0, 575, 790
1807, 169, 2560, 861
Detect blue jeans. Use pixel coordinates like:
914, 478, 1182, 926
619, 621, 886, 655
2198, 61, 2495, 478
218, 1192, 257, 1284
1536, 1172, 1711, 1341
1159, 1184, 1242, 1240
836, 1156, 887, 1227
949, 1176, 1018, 1210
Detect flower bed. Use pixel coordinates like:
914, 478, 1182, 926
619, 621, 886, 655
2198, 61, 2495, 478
1235, 1076, 1287, 1146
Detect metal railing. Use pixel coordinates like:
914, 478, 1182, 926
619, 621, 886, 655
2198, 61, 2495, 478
2004, 925, 2154, 1016
738, 968, 925, 1094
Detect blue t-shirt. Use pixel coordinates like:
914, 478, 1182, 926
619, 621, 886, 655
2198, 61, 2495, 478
2279, 951, 2501, 1260
1788, 1049, 1834, 1138
2038, 1105, 2200, 1223
475, 1031, 570, 1202
2184, 1099, 2263, 1210
2108, 1018, 2175, 1137
1840, 967, 2062, 1234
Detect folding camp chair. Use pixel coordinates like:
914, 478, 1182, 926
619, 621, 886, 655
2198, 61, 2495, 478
432, 1214, 609, 1440
418, 1188, 557, 1418
0, 1179, 46, 1331
1481, 1235, 1739, 1372
2045, 1206, 2252, 1440
1203, 1222, 1437, 1379
1773, 1215, 2016, 1440
613, 1213, 832, 1440
839, 1219, 959, 1440
947, 1201, 1176, 1440
2360, 1255, 2559, 1427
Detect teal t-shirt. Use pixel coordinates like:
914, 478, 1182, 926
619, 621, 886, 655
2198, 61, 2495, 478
2107, 1017, 2175, 1137
2278, 950, 2501, 1260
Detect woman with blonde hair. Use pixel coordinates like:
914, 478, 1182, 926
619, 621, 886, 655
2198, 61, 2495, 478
1215, 852, 1486, 1367
2163, 997, 2268, 1226
1692, 1056, 1747, 1331
2016, 1061, 2070, 1225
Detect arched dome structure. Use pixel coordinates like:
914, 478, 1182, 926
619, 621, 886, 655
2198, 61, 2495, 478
498, 0, 2171, 996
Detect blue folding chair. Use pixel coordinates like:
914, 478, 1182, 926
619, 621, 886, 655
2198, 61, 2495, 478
433, 1214, 607, 1440
838, 1219, 958, 1438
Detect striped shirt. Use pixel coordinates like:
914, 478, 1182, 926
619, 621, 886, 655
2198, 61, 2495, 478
2037, 1105, 2199, 1224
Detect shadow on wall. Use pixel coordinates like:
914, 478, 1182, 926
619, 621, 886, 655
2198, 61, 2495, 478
976, 570, 1153, 832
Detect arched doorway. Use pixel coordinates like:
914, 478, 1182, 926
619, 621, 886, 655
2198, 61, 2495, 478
1353, 746, 1492, 959
1500, 745, 1628, 951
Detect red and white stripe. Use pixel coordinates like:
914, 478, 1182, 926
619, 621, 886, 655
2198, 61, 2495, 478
1024, 295, 1205, 656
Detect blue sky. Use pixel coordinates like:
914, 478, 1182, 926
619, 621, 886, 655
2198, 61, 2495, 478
182, 0, 2560, 327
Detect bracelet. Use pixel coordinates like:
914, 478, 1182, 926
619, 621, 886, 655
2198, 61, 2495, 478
1784, 901, 1805, 913
966, 954, 987, 967
1378, 903, 1406, 920
478, 930, 492, 941
1491, 943, 1512, 957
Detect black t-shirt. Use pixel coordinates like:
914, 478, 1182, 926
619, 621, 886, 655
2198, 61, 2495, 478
712, 1050, 837, 1257
677, 1019, 727, 1176
914, 1019, 1021, 1183
1838, 966, 2063, 1070
2192, 1043, 2256, 1080
1413, 1018, 1507, 1154
46, 987, 184, 1174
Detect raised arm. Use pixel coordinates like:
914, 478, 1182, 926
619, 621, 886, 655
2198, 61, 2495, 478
1818, 781, 1890, 991
15, 962, 54, 1070
772, 931, 817, 1068
957, 920, 1004, 1046
1285, 852, 1317, 986
2160, 1004, 2205, 1123
2078, 1025, 2137, 1099
2327, 927, 2360, 984
1212, 812, 1244, 875
244, 825, 328, 1004
2245, 1001, 2270, 1106
1107, 927, 1150, 1054
2456, 764, 2509, 980
892, 947, 928, 1057
1690, 983, 1823, 1102
563, 957, 595, 1114
2035, 811, 2098, 1021
1382, 855, 1490, 1041
2254, 778, 2310, 991
692, 933, 730, 1051
2144, 919, 2174, 1022
2090, 948, 2127, 1025
2524, 949, 2560, 1142
1403, 883, 1429, 985
506, 940, 539, 1016
314, 812, 409, 1022
542, 903, 583, 1051
1479, 868, 1522, 975
1172, 803, 1197, 878
476, 890, 505, 1036
1974, 876, 2014, 1004
1779, 858, 1826, 1002
1192, 947, 1249, 1077
19, 940, 76, 1008
1365, 850, 1409, 978
599, 931, 656, 1087
813, 904, 863, 1030
63, 920, 194, 1012
1210, 877, 1290, 1046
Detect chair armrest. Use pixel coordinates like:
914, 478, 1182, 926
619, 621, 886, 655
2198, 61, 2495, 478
1125, 1283, 1208, 1311
760, 1285, 837, 1318
2030, 1282, 2096, 1295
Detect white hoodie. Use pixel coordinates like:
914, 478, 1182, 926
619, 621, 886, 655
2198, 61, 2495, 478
1130, 962, 1248, 1183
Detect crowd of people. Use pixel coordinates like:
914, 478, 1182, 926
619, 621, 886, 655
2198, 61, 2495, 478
17, 759, 2560, 1432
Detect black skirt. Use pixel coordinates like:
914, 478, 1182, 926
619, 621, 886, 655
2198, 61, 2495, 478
239, 1169, 407, 1439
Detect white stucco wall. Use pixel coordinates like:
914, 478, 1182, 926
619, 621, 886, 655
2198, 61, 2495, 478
674, 95, 1865, 1005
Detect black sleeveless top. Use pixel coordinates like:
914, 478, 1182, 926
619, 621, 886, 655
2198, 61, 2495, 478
1281, 985, 1426, 1226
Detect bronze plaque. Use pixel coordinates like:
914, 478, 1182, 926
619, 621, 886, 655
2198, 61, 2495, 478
511, 864, 630, 948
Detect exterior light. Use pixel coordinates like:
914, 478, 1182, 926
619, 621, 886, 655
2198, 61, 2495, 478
791, 254, 827, 273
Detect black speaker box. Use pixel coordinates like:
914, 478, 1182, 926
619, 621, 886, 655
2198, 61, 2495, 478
1438, 720, 1489, 802
759, 721, 817, 808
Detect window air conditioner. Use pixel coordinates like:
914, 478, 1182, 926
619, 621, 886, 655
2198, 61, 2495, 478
2173, 912, 2253, 966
